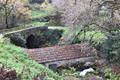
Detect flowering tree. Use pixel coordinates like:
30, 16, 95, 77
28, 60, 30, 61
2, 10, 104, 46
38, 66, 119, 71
55, 0, 120, 45
53, 0, 98, 28
54, 0, 99, 44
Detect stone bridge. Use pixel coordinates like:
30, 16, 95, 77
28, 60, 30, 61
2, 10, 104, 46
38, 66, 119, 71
3, 26, 64, 48
4, 26, 48, 39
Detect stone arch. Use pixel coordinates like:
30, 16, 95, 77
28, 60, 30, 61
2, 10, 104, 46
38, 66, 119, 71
48, 64, 58, 72
26, 34, 39, 49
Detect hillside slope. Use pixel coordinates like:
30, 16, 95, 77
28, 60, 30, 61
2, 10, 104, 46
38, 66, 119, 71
0, 37, 62, 80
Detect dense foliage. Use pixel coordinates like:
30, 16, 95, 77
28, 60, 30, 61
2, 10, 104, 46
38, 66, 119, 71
103, 32, 120, 64
104, 68, 120, 80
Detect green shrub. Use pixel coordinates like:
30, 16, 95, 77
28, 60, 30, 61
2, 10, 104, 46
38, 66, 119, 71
102, 32, 120, 64
72, 30, 107, 50
104, 68, 120, 80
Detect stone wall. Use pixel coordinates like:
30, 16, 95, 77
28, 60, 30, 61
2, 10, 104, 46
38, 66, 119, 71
45, 57, 96, 67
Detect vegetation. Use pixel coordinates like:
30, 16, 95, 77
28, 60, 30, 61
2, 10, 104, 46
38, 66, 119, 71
0, 0, 31, 29
104, 32, 120, 64
25, 29, 64, 48
0, 37, 62, 80
58, 0, 120, 65
104, 68, 120, 80
76, 31, 106, 43
0, 0, 120, 79
32, 10, 48, 19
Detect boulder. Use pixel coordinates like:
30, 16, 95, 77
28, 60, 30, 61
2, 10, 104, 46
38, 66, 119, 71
84, 62, 95, 67
80, 68, 95, 77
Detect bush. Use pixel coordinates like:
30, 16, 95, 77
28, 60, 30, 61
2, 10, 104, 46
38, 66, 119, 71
104, 68, 120, 80
10, 33, 26, 47
101, 32, 120, 64
26, 29, 64, 48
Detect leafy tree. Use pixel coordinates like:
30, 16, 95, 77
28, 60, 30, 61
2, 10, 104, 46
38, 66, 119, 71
54, 0, 99, 44
0, 0, 31, 29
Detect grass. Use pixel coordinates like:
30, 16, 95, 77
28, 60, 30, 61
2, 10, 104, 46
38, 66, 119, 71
0, 9, 66, 80
0, 38, 63, 80
32, 10, 48, 19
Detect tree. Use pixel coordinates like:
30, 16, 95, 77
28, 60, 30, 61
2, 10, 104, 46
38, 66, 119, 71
0, 0, 31, 29
56, 0, 120, 64
54, 0, 97, 28
91, 0, 120, 64
107, 32, 120, 64
55, 0, 98, 44
56, 0, 120, 44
